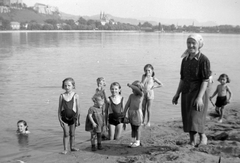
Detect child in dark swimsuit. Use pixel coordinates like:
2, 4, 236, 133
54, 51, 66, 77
210, 74, 232, 123
106, 82, 125, 140
58, 77, 80, 154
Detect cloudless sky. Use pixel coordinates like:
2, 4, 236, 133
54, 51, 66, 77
24, 0, 240, 25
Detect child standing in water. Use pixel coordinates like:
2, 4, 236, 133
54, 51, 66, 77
141, 64, 163, 126
124, 81, 144, 147
95, 77, 106, 94
106, 82, 125, 140
58, 77, 80, 154
210, 74, 232, 123
94, 77, 108, 140
17, 120, 30, 134
85, 93, 105, 151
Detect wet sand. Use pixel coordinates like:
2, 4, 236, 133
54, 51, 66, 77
5, 103, 240, 163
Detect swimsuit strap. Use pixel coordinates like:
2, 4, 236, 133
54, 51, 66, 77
62, 93, 76, 102
109, 96, 124, 113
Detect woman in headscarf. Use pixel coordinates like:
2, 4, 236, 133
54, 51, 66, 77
172, 34, 211, 146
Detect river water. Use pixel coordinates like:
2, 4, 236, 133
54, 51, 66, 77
0, 31, 239, 162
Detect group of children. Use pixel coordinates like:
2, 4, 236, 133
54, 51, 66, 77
58, 64, 163, 153
16, 65, 232, 154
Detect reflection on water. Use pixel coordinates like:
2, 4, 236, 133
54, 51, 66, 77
17, 134, 29, 149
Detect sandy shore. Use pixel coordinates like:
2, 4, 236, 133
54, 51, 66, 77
8, 103, 240, 163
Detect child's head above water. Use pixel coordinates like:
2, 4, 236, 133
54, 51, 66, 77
17, 120, 30, 134
92, 92, 104, 108
110, 82, 121, 95
218, 74, 230, 83
62, 77, 75, 89
96, 77, 106, 87
144, 64, 155, 77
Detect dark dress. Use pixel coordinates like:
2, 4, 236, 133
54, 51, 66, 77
180, 53, 210, 133
85, 106, 105, 133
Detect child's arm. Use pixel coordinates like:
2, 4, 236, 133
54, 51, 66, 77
152, 77, 163, 89
209, 85, 219, 99
127, 83, 143, 96
226, 85, 232, 103
75, 94, 80, 127
88, 113, 97, 128
58, 95, 64, 128
123, 96, 131, 116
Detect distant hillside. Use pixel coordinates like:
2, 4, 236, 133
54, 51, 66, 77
60, 12, 157, 25
0, 8, 217, 27
0, 8, 60, 23
60, 13, 217, 27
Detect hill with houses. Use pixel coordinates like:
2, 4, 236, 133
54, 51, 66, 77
0, 1, 239, 33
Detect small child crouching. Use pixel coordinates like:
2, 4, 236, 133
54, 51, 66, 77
85, 93, 106, 151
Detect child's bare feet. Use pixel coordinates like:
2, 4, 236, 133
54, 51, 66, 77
71, 148, 79, 151
61, 150, 68, 154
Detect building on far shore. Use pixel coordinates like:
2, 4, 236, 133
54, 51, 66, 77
10, 21, 20, 30
33, 3, 59, 15
0, 0, 22, 6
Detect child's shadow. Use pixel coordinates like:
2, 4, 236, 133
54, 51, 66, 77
208, 109, 219, 119
82, 140, 178, 158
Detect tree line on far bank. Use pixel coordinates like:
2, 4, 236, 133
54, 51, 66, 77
0, 16, 240, 34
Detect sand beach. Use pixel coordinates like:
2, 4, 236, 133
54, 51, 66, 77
7, 103, 240, 163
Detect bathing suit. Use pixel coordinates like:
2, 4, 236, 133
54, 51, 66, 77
61, 93, 77, 125
142, 76, 155, 100
215, 96, 227, 107
108, 97, 124, 126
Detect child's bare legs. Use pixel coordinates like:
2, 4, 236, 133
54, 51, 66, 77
215, 106, 220, 115
69, 124, 78, 151
62, 123, 69, 154
109, 124, 115, 140
218, 107, 224, 123
129, 124, 136, 146
91, 132, 97, 151
114, 123, 123, 140
145, 99, 153, 126
142, 98, 147, 125
131, 125, 141, 147
109, 123, 123, 140
97, 133, 103, 150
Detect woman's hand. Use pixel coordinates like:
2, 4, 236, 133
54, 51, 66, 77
172, 94, 179, 105
195, 97, 204, 111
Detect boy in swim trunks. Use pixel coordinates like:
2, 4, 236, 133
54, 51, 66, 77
210, 74, 232, 123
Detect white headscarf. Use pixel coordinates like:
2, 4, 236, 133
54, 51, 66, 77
181, 34, 204, 58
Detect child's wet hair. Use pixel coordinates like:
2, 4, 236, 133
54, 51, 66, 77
144, 64, 155, 77
110, 82, 121, 94
62, 77, 75, 89
17, 120, 28, 131
218, 74, 230, 83
92, 92, 104, 102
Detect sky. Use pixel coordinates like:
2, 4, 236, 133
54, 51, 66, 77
23, 0, 240, 25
